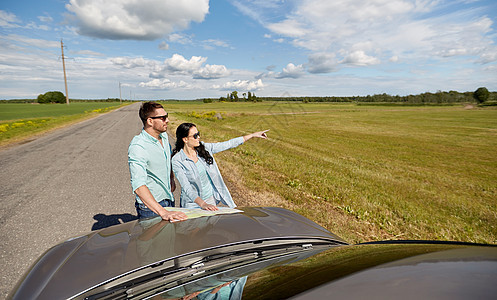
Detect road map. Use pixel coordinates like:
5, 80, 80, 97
167, 207, 243, 220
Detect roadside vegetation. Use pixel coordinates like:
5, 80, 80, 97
165, 101, 497, 245
0, 102, 129, 146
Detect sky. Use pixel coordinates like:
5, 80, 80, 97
1, 0, 496, 100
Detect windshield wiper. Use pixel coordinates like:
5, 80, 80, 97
79, 239, 338, 299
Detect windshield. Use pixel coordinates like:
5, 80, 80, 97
79, 241, 336, 299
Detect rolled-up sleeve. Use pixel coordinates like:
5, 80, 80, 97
128, 143, 148, 192
205, 137, 244, 154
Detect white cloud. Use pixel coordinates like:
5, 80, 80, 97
255, 71, 275, 80
341, 51, 381, 66
267, 19, 308, 37
65, 0, 209, 40
193, 64, 230, 79
159, 41, 169, 50
266, 65, 276, 71
0, 10, 21, 28
168, 33, 193, 45
307, 52, 338, 73
139, 79, 192, 90
239, 0, 497, 73
108, 53, 231, 82
389, 56, 399, 63
437, 48, 469, 57
276, 63, 305, 79
230, 0, 286, 25
110, 57, 152, 68
478, 50, 497, 64
3, 34, 59, 49
483, 65, 497, 72
74, 49, 104, 57
201, 39, 230, 50
38, 14, 53, 23
206, 39, 229, 47
215, 79, 264, 91
163, 54, 207, 74
25, 22, 50, 31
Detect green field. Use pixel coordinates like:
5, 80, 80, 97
165, 101, 497, 244
2, 100, 496, 245
0, 102, 128, 145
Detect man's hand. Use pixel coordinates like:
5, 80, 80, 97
135, 185, 185, 221
160, 210, 188, 222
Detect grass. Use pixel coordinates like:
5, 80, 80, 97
0, 102, 129, 146
165, 101, 497, 244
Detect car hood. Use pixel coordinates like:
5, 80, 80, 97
243, 241, 497, 299
11, 207, 346, 299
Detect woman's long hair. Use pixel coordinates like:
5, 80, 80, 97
173, 123, 213, 165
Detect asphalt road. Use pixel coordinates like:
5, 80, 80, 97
0, 102, 179, 298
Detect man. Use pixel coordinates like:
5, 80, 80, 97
128, 102, 187, 222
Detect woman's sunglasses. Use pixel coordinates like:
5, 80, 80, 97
190, 132, 200, 139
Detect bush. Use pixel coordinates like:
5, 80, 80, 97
187, 111, 224, 120
37, 91, 66, 104
473, 87, 490, 104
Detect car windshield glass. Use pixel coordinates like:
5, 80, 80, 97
81, 241, 335, 299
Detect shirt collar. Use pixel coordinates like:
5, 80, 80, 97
178, 148, 197, 162
141, 128, 167, 144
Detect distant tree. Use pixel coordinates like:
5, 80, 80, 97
473, 87, 489, 103
252, 92, 258, 102
231, 91, 239, 101
37, 91, 66, 104
247, 91, 252, 101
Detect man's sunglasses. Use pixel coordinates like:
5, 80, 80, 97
190, 132, 200, 139
149, 114, 168, 121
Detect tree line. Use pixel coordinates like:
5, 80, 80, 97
219, 88, 494, 104
212, 91, 260, 102
1, 87, 494, 104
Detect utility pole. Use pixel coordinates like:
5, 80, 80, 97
119, 82, 122, 104
61, 39, 69, 105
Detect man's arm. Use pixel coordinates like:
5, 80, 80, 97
135, 185, 187, 222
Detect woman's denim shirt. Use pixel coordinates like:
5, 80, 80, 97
172, 137, 244, 208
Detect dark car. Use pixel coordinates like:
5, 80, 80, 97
9, 207, 497, 299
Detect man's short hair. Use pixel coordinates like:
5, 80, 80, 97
139, 101, 164, 125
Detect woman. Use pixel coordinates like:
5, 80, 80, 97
172, 123, 268, 210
